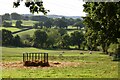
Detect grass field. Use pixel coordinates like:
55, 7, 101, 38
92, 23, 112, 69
0, 26, 77, 38
6, 20, 38, 26
14, 29, 36, 37
2, 47, 118, 78
0, 27, 21, 32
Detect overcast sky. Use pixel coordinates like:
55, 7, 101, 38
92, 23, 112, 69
0, 0, 86, 16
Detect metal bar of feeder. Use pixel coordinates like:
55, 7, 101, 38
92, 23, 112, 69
26, 53, 28, 61
47, 53, 48, 63
29, 53, 31, 61
44, 53, 45, 63
38, 53, 40, 61
23, 53, 24, 62
41, 53, 42, 61
35, 53, 37, 61
32, 53, 34, 61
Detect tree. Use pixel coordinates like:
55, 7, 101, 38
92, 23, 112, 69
13, 35, 22, 47
2, 13, 11, 21
13, 0, 49, 14
70, 31, 84, 49
83, 2, 120, 53
46, 29, 61, 48
31, 16, 48, 21
11, 13, 22, 20
38, 21, 44, 29
2, 29, 13, 46
67, 18, 75, 26
16, 20, 22, 28
61, 34, 70, 48
85, 28, 98, 50
33, 30, 48, 48
2, 21, 12, 27
44, 19, 53, 28
58, 28, 67, 36
33, 23, 39, 29
54, 18, 68, 29
34, 21, 44, 29
73, 21, 84, 29
21, 34, 33, 47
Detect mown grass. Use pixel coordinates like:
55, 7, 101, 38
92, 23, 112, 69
2, 63, 118, 78
2, 47, 119, 78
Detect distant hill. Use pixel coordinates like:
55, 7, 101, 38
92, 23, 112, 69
22, 14, 82, 19
46, 15, 82, 19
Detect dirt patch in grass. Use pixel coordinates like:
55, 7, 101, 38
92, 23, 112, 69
2, 61, 81, 69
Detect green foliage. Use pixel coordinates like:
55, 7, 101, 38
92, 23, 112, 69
33, 22, 39, 29
44, 19, 53, 28
33, 30, 48, 48
61, 34, 70, 48
38, 21, 44, 28
53, 18, 68, 29
70, 31, 84, 49
2, 21, 12, 27
2, 29, 13, 46
13, 0, 49, 14
13, 35, 22, 47
2, 13, 11, 20
108, 43, 118, 53
11, 13, 22, 20
16, 20, 22, 28
21, 34, 33, 47
46, 28, 61, 48
83, 2, 120, 53
73, 21, 84, 29
58, 28, 67, 36
109, 40, 120, 61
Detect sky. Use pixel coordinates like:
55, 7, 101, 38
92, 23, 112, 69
0, 0, 86, 16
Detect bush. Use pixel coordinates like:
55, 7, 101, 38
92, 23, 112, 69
111, 44, 120, 61
2, 21, 12, 27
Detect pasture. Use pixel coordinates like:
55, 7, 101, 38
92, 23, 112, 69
0, 27, 21, 32
2, 47, 118, 78
14, 29, 36, 37
6, 20, 38, 26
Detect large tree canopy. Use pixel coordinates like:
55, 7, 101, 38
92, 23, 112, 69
83, 2, 120, 53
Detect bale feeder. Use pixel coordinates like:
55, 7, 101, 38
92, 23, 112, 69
23, 52, 49, 67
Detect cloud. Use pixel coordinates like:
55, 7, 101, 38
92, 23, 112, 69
0, 0, 86, 16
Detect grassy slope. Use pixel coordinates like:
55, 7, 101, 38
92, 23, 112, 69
13, 29, 36, 37
0, 27, 21, 32
2, 47, 118, 78
1, 21, 79, 37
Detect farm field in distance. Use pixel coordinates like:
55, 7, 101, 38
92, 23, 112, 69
6, 20, 38, 26
0, 27, 21, 32
2, 47, 118, 78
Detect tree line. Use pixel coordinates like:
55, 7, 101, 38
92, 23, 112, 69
2, 13, 84, 29
1, 28, 85, 50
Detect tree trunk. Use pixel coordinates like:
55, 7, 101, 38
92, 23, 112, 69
78, 44, 80, 50
102, 43, 109, 54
